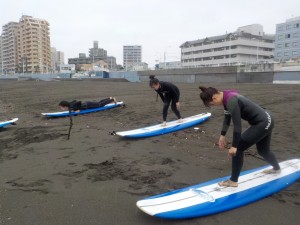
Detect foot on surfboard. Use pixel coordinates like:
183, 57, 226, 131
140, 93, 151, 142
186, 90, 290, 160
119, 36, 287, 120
263, 168, 281, 174
177, 118, 184, 123
218, 180, 238, 187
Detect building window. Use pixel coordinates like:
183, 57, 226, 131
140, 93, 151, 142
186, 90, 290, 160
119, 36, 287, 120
286, 25, 291, 30
285, 43, 290, 47
277, 43, 282, 48
284, 52, 289, 56
277, 26, 283, 31
277, 52, 281, 57
293, 42, 298, 47
293, 33, 299, 38
278, 34, 284, 40
292, 51, 298, 55
285, 34, 291, 38
294, 23, 299, 28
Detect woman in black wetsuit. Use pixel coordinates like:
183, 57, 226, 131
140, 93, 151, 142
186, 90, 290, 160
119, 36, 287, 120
149, 76, 183, 126
59, 97, 117, 112
199, 86, 281, 187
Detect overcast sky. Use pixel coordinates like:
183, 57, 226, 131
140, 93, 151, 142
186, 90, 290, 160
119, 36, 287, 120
1, 0, 300, 68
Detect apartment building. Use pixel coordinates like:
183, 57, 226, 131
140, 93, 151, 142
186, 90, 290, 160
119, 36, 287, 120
180, 24, 275, 68
123, 45, 142, 70
17, 15, 51, 73
1, 22, 19, 74
51, 47, 65, 72
68, 41, 117, 71
274, 16, 300, 61
1, 15, 51, 74
0, 36, 2, 73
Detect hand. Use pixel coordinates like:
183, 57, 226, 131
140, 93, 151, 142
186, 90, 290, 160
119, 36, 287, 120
176, 102, 180, 109
228, 147, 237, 157
218, 135, 226, 150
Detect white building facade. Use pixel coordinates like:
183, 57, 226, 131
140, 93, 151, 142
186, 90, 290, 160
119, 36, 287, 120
274, 16, 300, 61
123, 45, 142, 71
180, 24, 275, 68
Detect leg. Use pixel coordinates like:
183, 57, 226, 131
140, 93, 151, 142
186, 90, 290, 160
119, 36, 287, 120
256, 133, 281, 171
162, 99, 171, 122
171, 99, 181, 119
98, 98, 114, 107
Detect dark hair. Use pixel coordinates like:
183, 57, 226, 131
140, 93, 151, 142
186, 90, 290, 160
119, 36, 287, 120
58, 100, 70, 108
199, 86, 219, 107
149, 75, 159, 87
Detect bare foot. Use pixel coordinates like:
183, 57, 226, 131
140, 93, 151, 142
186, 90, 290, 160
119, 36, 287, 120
263, 168, 281, 174
218, 180, 238, 187
161, 121, 167, 127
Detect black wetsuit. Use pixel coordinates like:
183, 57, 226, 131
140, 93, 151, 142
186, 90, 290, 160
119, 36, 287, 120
70, 98, 114, 111
155, 81, 182, 121
221, 90, 280, 182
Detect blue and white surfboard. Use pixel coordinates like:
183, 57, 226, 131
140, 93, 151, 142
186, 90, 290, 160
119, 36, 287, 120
0, 118, 18, 128
137, 159, 300, 219
41, 101, 123, 117
116, 112, 211, 138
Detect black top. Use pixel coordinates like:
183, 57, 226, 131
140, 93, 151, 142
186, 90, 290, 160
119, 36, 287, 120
155, 81, 180, 102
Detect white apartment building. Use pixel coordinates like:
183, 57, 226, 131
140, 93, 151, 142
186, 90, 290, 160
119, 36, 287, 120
1, 15, 51, 74
180, 24, 275, 68
1, 22, 19, 74
123, 45, 142, 71
275, 16, 300, 61
51, 47, 65, 72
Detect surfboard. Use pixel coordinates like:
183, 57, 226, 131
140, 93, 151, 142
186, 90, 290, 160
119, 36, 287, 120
116, 112, 211, 138
41, 101, 124, 117
0, 118, 18, 128
136, 158, 300, 219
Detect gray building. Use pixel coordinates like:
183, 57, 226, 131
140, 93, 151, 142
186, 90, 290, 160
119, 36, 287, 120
68, 41, 117, 70
123, 45, 142, 71
274, 16, 300, 61
180, 24, 275, 68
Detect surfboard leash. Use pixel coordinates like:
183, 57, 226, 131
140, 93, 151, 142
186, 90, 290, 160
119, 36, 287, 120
67, 108, 73, 140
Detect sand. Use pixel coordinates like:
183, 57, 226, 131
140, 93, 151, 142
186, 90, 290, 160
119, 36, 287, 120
0, 79, 299, 225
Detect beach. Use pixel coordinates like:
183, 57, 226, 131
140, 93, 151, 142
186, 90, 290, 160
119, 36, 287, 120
0, 79, 299, 225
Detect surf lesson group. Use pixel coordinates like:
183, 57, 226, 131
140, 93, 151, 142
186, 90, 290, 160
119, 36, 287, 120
1, 75, 299, 219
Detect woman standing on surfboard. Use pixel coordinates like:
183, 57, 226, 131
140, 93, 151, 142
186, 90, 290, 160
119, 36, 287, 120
199, 86, 281, 187
149, 76, 183, 127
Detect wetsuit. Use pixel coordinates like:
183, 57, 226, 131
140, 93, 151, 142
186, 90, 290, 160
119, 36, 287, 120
70, 98, 114, 111
155, 81, 181, 121
221, 90, 280, 182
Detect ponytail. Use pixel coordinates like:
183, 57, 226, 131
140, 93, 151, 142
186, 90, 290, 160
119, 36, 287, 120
199, 86, 219, 107
149, 75, 159, 87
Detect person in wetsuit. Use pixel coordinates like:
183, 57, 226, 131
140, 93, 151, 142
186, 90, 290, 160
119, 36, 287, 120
58, 97, 117, 112
199, 86, 281, 187
149, 75, 183, 126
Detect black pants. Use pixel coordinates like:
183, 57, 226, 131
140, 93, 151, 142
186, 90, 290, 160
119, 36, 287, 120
82, 98, 114, 109
163, 96, 181, 121
230, 111, 280, 182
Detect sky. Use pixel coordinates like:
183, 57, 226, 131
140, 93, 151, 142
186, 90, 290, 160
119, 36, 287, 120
1, 0, 300, 68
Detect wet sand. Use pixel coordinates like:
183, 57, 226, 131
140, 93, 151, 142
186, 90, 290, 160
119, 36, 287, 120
0, 79, 299, 225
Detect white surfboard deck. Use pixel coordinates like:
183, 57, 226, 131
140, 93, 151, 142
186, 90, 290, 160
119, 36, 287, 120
116, 112, 211, 138
137, 159, 300, 219
0, 118, 18, 128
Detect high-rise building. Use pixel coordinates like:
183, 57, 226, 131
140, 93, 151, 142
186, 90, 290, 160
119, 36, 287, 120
1, 22, 18, 74
274, 16, 300, 61
89, 40, 107, 61
180, 24, 275, 68
17, 15, 51, 73
123, 45, 142, 70
1, 15, 51, 74
51, 47, 65, 72
0, 36, 2, 74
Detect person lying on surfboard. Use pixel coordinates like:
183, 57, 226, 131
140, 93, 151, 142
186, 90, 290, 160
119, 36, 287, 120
58, 97, 117, 112
149, 75, 183, 127
199, 86, 281, 187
